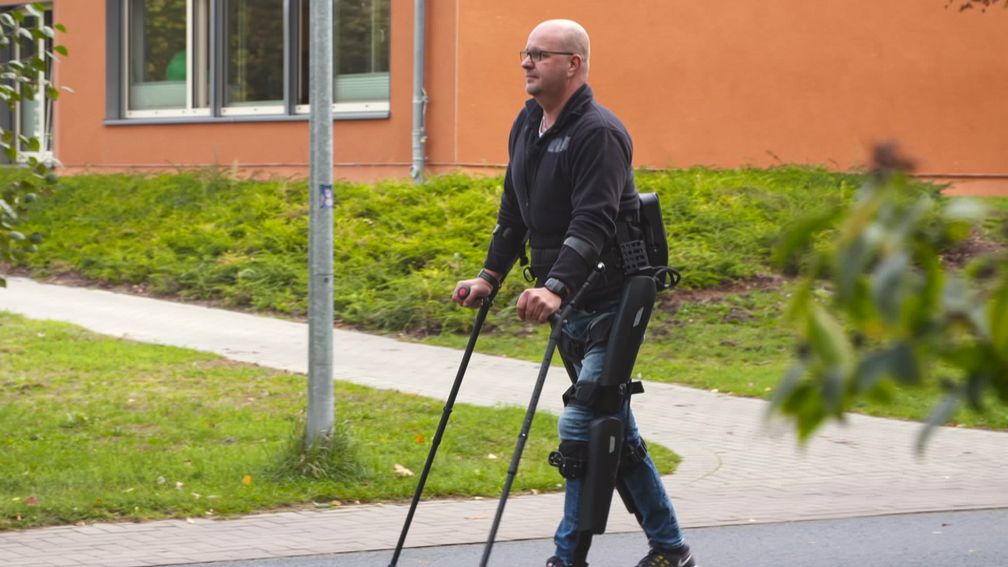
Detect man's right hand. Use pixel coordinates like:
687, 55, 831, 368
452, 277, 494, 308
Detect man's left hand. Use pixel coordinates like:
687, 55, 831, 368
516, 288, 562, 323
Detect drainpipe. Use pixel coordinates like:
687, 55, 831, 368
410, 0, 427, 183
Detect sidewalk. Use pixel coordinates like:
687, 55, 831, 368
2, 276, 1007, 567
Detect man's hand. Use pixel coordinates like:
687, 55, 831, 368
452, 277, 494, 308
516, 288, 563, 323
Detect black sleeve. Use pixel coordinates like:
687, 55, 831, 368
483, 111, 528, 276
483, 165, 526, 275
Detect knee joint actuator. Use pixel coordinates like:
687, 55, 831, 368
548, 440, 588, 480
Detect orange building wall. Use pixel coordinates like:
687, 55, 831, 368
454, 1, 1008, 194
21, 1, 1008, 192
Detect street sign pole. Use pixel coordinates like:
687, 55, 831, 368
307, 0, 334, 443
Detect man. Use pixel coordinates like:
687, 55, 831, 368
452, 19, 696, 567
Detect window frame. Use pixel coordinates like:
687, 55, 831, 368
122, 0, 211, 119
1, 4, 56, 165
107, 0, 390, 123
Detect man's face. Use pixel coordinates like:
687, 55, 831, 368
521, 27, 573, 98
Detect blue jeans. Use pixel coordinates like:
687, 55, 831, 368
553, 303, 685, 563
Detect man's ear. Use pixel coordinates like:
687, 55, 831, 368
568, 54, 583, 77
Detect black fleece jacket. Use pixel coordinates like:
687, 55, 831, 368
484, 84, 640, 306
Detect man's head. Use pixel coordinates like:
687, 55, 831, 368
521, 19, 590, 108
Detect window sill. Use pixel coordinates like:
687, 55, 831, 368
104, 109, 390, 126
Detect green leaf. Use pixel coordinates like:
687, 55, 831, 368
54, 45, 68, 57
771, 206, 840, 268
869, 251, 909, 324
807, 303, 853, 369
917, 394, 960, 454
868, 342, 920, 388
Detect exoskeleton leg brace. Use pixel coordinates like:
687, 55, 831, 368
551, 275, 658, 565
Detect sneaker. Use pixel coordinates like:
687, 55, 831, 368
546, 556, 569, 567
634, 545, 697, 567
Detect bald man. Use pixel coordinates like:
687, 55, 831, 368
453, 20, 697, 567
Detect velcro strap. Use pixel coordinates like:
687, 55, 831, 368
548, 440, 588, 479
562, 235, 597, 264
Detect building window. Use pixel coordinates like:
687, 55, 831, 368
222, 0, 284, 114
1, 4, 55, 163
296, 0, 390, 113
114, 0, 391, 120
125, 0, 209, 117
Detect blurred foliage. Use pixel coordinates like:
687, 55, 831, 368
772, 145, 1008, 448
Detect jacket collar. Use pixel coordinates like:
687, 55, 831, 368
524, 84, 593, 132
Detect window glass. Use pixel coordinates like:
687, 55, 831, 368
224, 0, 285, 109
334, 0, 389, 103
5, 9, 53, 156
117, 0, 389, 118
297, 0, 391, 106
17, 13, 42, 141
127, 0, 187, 111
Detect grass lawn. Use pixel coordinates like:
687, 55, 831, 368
0, 311, 679, 530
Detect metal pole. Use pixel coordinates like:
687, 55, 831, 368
307, 0, 334, 443
410, 0, 427, 182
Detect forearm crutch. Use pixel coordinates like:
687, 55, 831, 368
479, 263, 605, 567
388, 282, 499, 567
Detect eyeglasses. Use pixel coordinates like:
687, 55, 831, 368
520, 49, 576, 62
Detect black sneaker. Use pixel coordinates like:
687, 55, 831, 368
546, 556, 569, 567
634, 545, 697, 567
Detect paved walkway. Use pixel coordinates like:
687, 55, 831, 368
1, 276, 1007, 567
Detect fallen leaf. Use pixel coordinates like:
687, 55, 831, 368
241, 474, 253, 486
415, 434, 425, 443
393, 464, 414, 477
25, 496, 38, 506
175, 482, 184, 490
191, 493, 201, 499
486, 453, 498, 460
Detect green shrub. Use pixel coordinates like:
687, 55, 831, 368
5, 166, 939, 334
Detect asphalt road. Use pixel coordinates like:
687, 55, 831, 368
177, 508, 1008, 567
